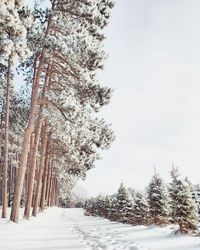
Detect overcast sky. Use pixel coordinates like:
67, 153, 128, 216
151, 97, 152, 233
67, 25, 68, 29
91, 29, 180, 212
79, 0, 200, 195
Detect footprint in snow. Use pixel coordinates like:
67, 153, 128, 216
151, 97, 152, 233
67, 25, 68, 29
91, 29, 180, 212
128, 247, 139, 250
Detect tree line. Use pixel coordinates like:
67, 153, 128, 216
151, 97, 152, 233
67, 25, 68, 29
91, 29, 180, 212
0, 0, 115, 222
85, 167, 199, 235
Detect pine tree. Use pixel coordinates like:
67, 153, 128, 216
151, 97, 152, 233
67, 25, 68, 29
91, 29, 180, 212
131, 191, 149, 225
168, 166, 180, 223
116, 183, 133, 223
147, 173, 171, 225
192, 184, 200, 216
107, 195, 118, 221
85, 197, 98, 216
169, 169, 199, 234
104, 195, 114, 219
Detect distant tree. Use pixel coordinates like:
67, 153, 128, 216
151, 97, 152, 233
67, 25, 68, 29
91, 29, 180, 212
84, 197, 98, 216
131, 191, 149, 225
116, 183, 133, 223
192, 184, 200, 215
103, 195, 113, 219
168, 167, 180, 223
169, 169, 199, 234
107, 195, 118, 221
147, 173, 171, 225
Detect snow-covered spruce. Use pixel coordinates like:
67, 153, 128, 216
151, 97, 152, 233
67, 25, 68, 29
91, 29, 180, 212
131, 191, 149, 225
169, 167, 199, 234
115, 183, 133, 223
85, 171, 199, 235
147, 173, 171, 225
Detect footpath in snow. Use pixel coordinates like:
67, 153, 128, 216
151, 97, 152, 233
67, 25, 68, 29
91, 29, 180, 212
0, 208, 199, 250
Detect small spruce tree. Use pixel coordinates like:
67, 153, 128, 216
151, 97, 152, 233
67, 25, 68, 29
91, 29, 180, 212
116, 183, 133, 223
147, 173, 171, 225
169, 169, 199, 234
131, 191, 149, 225
108, 195, 118, 221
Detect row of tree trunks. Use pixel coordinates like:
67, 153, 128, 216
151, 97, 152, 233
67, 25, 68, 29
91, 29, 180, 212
10, 53, 44, 222
24, 59, 51, 219
24, 113, 43, 219
10, 1, 56, 223
32, 119, 48, 216
30, 137, 59, 213
24, 124, 59, 217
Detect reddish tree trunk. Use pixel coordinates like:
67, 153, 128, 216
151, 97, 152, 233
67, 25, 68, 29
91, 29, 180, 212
8, 139, 14, 208
9, 156, 13, 207
24, 112, 43, 219
55, 180, 59, 206
32, 119, 48, 216
47, 162, 53, 207
40, 146, 51, 211
10, 54, 44, 222
50, 177, 55, 206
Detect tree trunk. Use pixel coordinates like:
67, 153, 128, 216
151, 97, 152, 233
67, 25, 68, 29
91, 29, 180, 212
8, 152, 13, 207
32, 119, 48, 216
40, 144, 51, 211
47, 161, 53, 207
2, 54, 12, 218
50, 177, 55, 206
24, 112, 43, 219
55, 180, 59, 206
10, 54, 44, 222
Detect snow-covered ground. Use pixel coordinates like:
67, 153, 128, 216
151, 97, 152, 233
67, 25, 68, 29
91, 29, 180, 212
0, 208, 199, 250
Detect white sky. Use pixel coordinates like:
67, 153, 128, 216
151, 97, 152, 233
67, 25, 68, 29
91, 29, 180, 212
79, 0, 200, 195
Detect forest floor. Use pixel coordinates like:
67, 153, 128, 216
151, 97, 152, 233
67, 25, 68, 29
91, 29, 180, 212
0, 208, 199, 250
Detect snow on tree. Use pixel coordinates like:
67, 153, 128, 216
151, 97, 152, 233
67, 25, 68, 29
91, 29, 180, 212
0, 0, 32, 218
84, 197, 97, 216
0, 0, 32, 64
10, 0, 115, 222
192, 184, 200, 216
169, 168, 199, 234
84, 194, 117, 220
106, 195, 118, 221
168, 166, 180, 223
96, 195, 108, 217
116, 183, 133, 223
102, 195, 113, 219
147, 173, 171, 225
84, 173, 199, 233
131, 191, 149, 225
